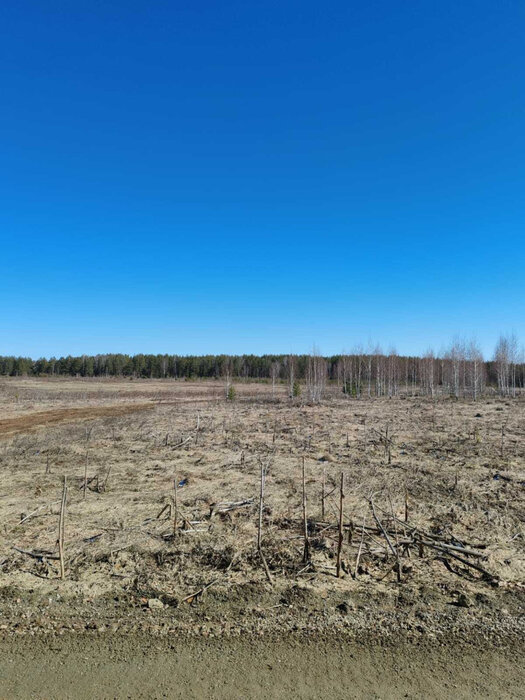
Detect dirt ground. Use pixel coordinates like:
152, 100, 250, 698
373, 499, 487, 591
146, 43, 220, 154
1, 633, 523, 699
0, 377, 524, 697
0, 403, 155, 438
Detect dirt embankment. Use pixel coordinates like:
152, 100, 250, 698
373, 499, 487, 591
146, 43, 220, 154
0, 403, 154, 438
0, 633, 523, 699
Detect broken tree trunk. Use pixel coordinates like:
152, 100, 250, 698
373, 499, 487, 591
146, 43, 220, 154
258, 460, 273, 585
58, 476, 67, 579
302, 456, 309, 564
336, 473, 345, 577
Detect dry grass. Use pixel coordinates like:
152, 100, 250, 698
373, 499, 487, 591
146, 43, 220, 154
0, 377, 524, 612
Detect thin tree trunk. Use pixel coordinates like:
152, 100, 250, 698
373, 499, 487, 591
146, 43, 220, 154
173, 473, 179, 537
258, 461, 272, 584
302, 457, 309, 563
58, 476, 67, 579
336, 472, 345, 577
321, 468, 326, 520
354, 511, 366, 578
83, 449, 89, 499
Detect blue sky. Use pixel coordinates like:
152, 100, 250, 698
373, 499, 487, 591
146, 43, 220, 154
1, 1, 524, 358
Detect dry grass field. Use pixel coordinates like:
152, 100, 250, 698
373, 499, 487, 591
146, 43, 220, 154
0, 376, 524, 696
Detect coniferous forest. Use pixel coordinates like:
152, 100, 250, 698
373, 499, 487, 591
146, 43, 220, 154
1, 335, 523, 397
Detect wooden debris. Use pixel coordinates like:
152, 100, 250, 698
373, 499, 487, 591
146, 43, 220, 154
12, 546, 59, 561
257, 459, 273, 585
182, 578, 220, 604
336, 473, 344, 577
301, 456, 310, 563
58, 476, 67, 579
209, 499, 254, 518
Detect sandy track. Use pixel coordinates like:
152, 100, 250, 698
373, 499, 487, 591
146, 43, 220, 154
0, 403, 154, 438
0, 634, 523, 699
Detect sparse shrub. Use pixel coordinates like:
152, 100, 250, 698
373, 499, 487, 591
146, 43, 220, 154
227, 385, 236, 401
292, 380, 301, 398
343, 381, 357, 396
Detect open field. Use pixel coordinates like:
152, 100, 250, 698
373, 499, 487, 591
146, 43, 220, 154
0, 377, 524, 696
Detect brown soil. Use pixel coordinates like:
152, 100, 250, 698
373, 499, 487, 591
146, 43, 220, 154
0, 403, 154, 438
0, 633, 523, 699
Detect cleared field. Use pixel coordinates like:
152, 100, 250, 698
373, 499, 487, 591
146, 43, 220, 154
0, 377, 523, 694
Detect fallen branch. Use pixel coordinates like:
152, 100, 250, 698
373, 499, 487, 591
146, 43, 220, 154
369, 499, 397, 558
12, 545, 59, 561
16, 500, 61, 527
354, 512, 367, 578
171, 436, 193, 450
424, 541, 496, 579
209, 499, 254, 518
182, 578, 220, 604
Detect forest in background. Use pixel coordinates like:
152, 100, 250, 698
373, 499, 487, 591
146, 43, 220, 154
1, 335, 523, 398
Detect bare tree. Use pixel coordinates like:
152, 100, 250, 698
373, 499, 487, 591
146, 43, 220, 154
286, 354, 296, 399
340, 353, 352, 396
494, 335, 510, 396
494, 333, 519, 397
422, 349, 435, 398
509, 334, 519, 397
223, 357, 233, 399
353, 345, 363, 398
366, 349, 373, 398
306, 348, 326, 403
445, 338, 465, 398
270, 361, 280, 399
467, 340, 485, 400
387, 347, 399, 397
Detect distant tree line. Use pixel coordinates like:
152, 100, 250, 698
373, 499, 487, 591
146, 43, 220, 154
1, 335, 523, 398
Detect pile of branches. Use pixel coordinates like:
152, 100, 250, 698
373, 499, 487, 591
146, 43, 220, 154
283, 496, 496, 584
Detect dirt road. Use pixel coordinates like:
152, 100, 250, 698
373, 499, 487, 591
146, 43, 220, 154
0, 403, 154, 438
0, 634, 522, 699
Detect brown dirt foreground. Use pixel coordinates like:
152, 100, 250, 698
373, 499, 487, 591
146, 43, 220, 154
0, 634, 523, 700
0, 403, 154, 438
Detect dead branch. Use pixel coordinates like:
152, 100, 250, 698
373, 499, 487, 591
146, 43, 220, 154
209, 499, 254, 518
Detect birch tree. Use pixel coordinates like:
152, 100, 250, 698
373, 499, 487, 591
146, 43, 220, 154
306, 348, 327, 403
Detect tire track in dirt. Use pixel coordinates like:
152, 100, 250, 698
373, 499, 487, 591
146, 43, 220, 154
0, 403, 155, 438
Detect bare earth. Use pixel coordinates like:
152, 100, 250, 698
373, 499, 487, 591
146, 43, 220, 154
1, 634, 523, 699
0, 377, 523, 698
0, 403, 154, 438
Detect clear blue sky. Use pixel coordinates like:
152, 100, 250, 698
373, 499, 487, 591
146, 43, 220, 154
1, 1, 524, 358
